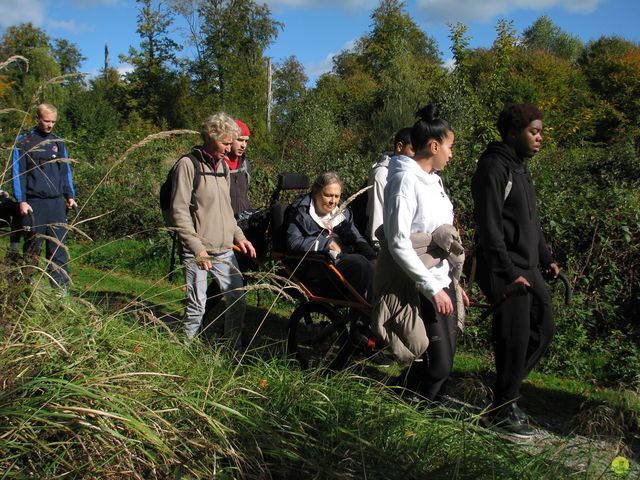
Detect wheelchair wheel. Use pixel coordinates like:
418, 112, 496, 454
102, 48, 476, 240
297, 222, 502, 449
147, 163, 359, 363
287, 302, 352, 371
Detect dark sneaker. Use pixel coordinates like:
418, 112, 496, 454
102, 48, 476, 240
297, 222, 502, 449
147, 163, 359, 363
482, 404, 536, 439
366, 350, 393, 368
511, 402, 528, 423
494, 417, 535, 438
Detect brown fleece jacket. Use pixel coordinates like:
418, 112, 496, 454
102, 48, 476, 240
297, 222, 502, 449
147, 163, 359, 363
169, 147, 246, 255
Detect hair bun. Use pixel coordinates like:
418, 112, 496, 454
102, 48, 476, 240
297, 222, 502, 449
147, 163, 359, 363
415, 104, 437, 122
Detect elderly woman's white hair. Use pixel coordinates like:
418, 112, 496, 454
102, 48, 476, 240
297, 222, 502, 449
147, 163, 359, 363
201, 112, 241, 142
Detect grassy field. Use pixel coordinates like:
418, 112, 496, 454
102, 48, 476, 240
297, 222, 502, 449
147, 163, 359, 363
0, 238, 637, 478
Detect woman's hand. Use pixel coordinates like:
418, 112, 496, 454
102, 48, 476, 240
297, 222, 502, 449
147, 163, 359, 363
195, 250, 212, 271
508, 275, 531, 288
236, 239, 256, 258
328, 240, 341, 254
460, 288, 470, 308
433, 289, 454, 316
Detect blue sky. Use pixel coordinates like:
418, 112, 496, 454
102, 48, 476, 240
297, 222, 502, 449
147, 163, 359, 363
1, 0, 639, 84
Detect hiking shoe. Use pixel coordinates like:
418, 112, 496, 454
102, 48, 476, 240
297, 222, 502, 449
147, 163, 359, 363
366, 350, 393, 368
482, 404, 536, 439
511, 402, 528, 423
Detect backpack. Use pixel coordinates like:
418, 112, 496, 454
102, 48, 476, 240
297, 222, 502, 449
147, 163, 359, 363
159, 152, 228, 226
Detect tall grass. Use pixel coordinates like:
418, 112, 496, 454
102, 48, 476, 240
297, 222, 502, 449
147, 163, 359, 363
1, 260, 622, 478
0, 70, 635, 479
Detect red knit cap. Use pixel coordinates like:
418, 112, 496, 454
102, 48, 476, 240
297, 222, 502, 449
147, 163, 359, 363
235, 119, 250, 137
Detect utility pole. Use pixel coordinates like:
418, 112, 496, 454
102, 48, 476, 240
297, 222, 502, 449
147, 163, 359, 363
104, 42, 109, 72
267, 58, 273, 133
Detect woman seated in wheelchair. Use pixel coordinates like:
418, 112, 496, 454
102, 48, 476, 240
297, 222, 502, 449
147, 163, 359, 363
285, 171, 377, 302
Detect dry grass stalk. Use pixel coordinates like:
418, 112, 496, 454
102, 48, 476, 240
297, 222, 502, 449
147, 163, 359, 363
79, 129, 198, 219
32, 233, 69, 255
0, 107, 30, 116
27, 330, 70, 357
35, 222, 93, 241
330, 184, 371, 224
0, 55, 28, 71
29, 73, 84, 106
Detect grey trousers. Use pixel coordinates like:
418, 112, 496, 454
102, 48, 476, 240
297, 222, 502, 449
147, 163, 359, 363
182, 250, 246, 347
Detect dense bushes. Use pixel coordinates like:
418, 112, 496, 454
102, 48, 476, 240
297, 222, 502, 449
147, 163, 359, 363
66, 121, 640, 388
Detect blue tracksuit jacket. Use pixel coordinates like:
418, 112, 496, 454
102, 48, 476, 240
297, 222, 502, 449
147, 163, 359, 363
11, 128, 75, 202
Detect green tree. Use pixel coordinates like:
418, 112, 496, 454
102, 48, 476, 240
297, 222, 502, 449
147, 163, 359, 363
272, 56, 307, 120
578, 36, 640, 143
0, 23, 75, 127
522, 15, 583, 62
361, 0, 440, 76
52, 38, 86, 75
121, 0, 182, 125
198, 0, 282, 118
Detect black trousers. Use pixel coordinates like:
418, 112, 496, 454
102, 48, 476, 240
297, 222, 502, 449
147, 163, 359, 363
334, 253, 374, 303
477, 263, 555, 407
22, 197, 70, 288
404, 287, 458, 400
0, 197, 22, 244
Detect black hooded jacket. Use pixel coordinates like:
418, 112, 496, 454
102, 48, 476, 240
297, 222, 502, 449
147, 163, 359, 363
471, 142, 553, 282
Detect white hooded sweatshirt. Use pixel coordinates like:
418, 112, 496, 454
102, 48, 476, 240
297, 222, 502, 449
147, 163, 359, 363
366, 151, 392, 244
383, 154, 454, 299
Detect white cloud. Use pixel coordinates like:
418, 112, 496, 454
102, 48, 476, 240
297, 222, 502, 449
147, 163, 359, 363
443, 57, 455, 71
117, 62, 134, 76
305, 38, 357, 78
71, 0, 120, 6
416, 0, 604, 24
0, 0, 46, 28
263, 0, 375, 10
47, 18, 93, 33
306, 53, 334, 77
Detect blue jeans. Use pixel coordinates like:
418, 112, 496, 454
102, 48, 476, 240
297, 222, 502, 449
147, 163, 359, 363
182, 249, 246, 347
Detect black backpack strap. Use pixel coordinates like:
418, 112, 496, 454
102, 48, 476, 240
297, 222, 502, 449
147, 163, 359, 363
185, 153, 202, 214
185, 152, 229, 213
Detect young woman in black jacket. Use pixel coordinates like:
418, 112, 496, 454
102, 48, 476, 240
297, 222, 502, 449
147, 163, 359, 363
471, 103, 560, 438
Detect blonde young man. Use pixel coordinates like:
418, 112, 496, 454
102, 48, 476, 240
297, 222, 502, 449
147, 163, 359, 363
169, 112, 255, 348
11, 103, 77, 288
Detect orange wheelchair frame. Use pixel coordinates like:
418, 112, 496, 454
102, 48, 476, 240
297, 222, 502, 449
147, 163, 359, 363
267, 173, 376, 370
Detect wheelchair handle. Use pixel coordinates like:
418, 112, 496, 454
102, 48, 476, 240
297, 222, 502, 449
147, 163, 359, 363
546, 270, 572, 306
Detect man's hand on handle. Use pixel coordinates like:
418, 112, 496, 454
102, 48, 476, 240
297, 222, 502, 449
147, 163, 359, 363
236, 239, 256, 258
19, 201, 33, 216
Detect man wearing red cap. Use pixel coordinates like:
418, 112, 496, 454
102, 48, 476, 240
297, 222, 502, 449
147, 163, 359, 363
225, 119, 252, 216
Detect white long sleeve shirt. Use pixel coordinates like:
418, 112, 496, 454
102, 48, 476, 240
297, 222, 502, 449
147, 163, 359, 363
366, 152, 391, 244
383, 154, 454, 298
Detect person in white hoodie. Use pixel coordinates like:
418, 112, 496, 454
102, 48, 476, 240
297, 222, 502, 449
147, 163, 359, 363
382, 104, 469, 401
365, 127, 414, 249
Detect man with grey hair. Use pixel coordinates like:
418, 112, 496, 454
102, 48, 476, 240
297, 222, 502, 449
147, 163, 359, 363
11, 103, 77, 288
169, 112, 256, 348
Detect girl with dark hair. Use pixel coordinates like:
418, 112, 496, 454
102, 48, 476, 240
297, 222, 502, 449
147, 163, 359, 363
373, 105, 469, 400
